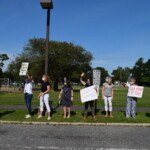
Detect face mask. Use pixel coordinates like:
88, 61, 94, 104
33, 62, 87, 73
130, 82, 133, 85
42, 77, 45, 81
105, 79, 109, 82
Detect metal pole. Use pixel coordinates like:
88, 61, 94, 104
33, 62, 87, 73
45, 9, 50, 75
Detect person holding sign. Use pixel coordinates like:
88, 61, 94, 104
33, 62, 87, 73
125, 77, 138, 118
102, 76, 114, 117
24, 73, 34, 118
80, 73, 97, 120
37, 75, 51, 120
59, 81, 74, 118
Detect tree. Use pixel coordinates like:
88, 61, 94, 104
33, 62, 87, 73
111, 66, 130, 82
94, 67, 109, 85
0, 54, 9, 77
131, 58, 150, 85
7, 38, 93, 90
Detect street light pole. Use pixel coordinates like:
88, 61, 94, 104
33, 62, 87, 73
45, 9, 50, 75
40, 0, 53, 75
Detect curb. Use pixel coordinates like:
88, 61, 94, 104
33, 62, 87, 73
0, 121, 150, 127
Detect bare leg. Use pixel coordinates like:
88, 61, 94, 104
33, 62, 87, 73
63, 106, 67, 118
47, 112, 51, 117
67, 107, 71, 118
105, 111, 108, 117
110, 111, 113, 117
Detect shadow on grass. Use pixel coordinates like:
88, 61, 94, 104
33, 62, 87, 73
0, 110, 15, 118
146, 113, 150, 117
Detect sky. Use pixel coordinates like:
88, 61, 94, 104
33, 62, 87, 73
0, 0, 150, 74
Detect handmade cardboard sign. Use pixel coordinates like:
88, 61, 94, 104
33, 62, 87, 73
19, 62, 29, 76
127, 86, 144, 98
80, 85, 98, 103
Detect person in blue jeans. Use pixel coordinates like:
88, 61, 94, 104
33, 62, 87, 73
125, 77, 138, 118
24, 73, 33, 118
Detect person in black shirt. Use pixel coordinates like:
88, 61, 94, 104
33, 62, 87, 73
80, 72, 97, 120
37, 75, 51, 120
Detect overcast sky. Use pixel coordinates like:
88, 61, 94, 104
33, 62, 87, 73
0, 0, 150, 74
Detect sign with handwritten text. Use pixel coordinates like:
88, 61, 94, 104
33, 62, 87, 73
80, 85, 98, 103
128, 86, 144, 98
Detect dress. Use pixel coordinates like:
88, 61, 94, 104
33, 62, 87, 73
60, 86, 73, 107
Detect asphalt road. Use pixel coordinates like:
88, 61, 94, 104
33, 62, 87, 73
0, 124, 150, 150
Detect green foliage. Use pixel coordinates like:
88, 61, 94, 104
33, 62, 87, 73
0, 54, 9, 68
0, 54, 9, 77
131, 58, 150, 85
111, 67, 130, 82
6, 38, 93, 83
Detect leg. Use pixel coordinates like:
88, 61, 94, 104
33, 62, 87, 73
43, 94, 51, 117
39, 95, 44, 116
104, 96, 108, 117
27, 94, 33, 115
25, 94, 32, 115
108, 97, 113, 117
67, 107, 71, 118
84, 102, 89, 117
131, 98, 137, 118
90, 101, 95, 117
63, 106, 67, 118
126, 96, 131, 118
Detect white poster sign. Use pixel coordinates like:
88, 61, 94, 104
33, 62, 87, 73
127, 86, 144, 98
19, 62, 29, 76
93, 70, 101, 96
80, 85, 98, 103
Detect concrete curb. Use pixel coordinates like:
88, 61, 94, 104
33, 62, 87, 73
0, 121, 150, 127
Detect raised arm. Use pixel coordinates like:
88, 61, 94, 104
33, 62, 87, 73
80, 72, 86, 86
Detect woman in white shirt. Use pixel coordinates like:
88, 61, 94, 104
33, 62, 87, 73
24, 74, 33, 118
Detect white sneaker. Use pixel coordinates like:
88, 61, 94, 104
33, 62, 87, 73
37, 115, 42, 119
47, 116, 51, 120
25, 114, 31, 119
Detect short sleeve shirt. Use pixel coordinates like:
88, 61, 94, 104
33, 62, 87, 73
103, 83, 114, 97
41, 81, 50, 92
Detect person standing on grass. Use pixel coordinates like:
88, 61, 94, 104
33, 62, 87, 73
80, 72, 97, 120
37, 75, 51, 120
59, 81, 74, 118
125, 77, 138, 118
24, 73, 34, 118
102, 76, 114, 117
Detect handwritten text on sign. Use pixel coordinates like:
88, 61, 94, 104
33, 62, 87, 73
128, 86, 144, 98
80, 85, 98, 103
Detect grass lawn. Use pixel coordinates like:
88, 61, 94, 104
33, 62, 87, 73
0, 109, 150, 123
0, 87, 150, 123
0, 87, 150, 107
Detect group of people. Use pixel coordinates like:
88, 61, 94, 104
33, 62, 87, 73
24, 73, 138, 121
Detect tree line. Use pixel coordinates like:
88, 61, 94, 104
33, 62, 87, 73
0, 38, 150, 88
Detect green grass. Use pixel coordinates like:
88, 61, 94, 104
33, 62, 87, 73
0, 87, 150, 123
0, 87, 150, 107
0, 109, 150, 123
